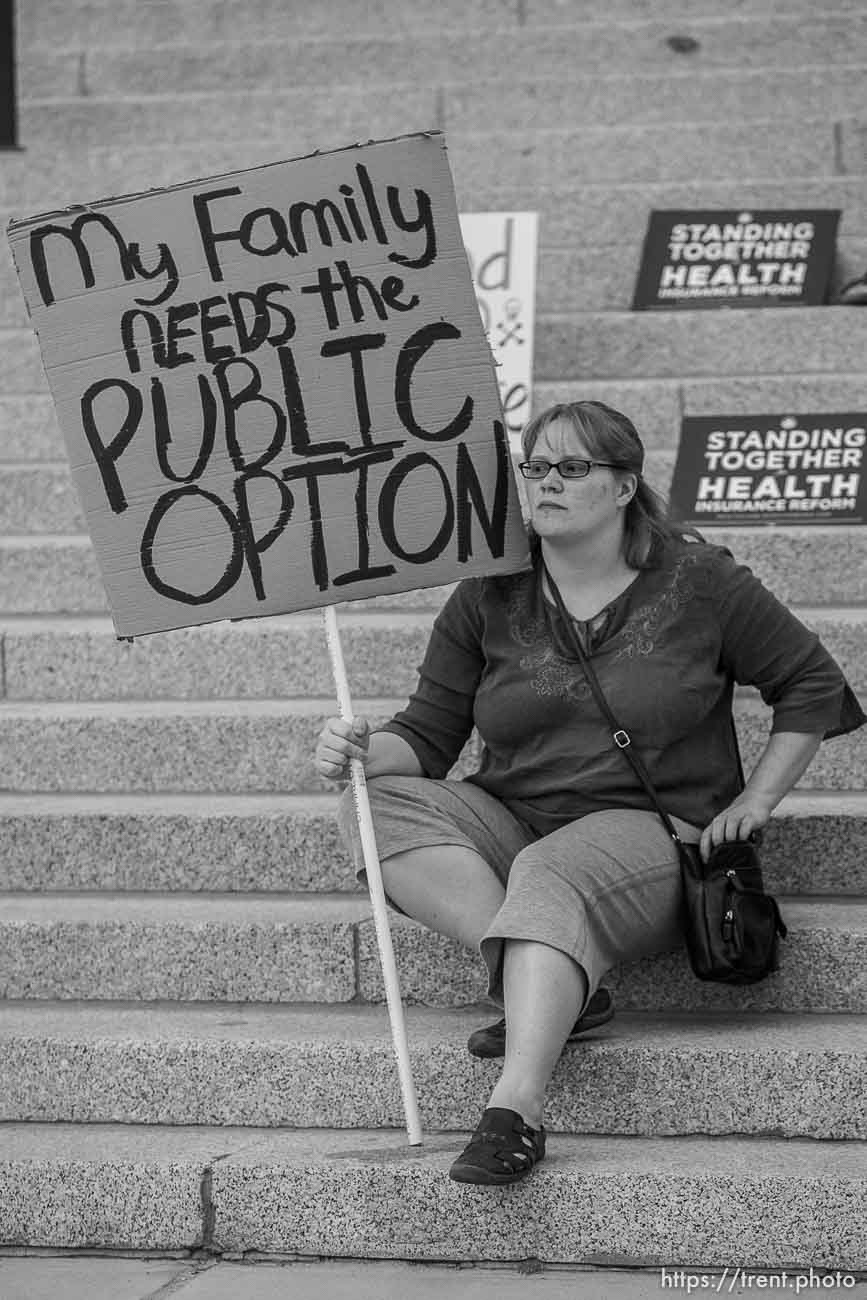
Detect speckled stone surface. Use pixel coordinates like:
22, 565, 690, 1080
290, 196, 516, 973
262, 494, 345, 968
2, 608, 864, 709
15, 0, 512, 48
736, 698, 867, 789
0, 541, 460, 615
0, 703, 387, 793
0, 396, 59, 459
534, 308, 867, 383
448, 63, 867, 138
358, 902, 867, 1012
70, 18, 867, 94
0, 330, 43, 392
0, 703, 486, 793
761, 796, 867, 894
208, 1128, 867, 1267
511, 176, 867, 249
0, 895, 364, 1001
0, 540, 106, 615
0, 467, 80, 534
0, 1124, 218, 1248
2, 615, 433, 700
4, 1122, 863, 1262
1, 791, 862, 894
20, 84, 438, 158
0, 793, 358, 891
2, 526, 862, 615
0, 1004, 863, 1140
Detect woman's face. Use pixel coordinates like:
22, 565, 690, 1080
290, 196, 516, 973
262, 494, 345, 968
524, 417, 634, 543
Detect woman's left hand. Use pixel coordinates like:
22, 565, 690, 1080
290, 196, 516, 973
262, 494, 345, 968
699, 793, 775, 862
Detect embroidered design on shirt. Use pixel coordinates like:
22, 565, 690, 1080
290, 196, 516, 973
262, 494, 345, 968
506, 576, 593, 703
506, 553, 700, 701
612, 552, 699, 662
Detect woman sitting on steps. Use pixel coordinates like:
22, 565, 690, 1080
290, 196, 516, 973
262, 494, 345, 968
314, 399, 865, 1187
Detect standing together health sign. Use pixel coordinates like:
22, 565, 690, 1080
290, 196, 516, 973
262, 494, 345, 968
8, 132, 530, 636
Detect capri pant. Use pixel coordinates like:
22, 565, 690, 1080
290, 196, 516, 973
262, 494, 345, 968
338, 774, 702, 1015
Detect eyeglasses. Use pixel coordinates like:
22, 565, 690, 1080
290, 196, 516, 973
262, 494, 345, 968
517, 458, 621, 480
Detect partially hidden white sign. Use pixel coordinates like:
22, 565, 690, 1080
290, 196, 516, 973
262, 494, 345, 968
460, 212, 538, 452
8, 132, 530, 636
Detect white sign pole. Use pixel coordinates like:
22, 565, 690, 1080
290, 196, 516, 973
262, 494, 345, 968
322, 603, 423, 1147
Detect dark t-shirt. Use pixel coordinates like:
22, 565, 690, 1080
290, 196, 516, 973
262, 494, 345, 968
380, 539, 865, 836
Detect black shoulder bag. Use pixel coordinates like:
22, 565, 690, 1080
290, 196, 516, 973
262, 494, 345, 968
544, 563, 787, 985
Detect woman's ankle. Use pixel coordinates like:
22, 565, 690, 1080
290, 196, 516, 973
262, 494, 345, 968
485, 1083, 544, 1130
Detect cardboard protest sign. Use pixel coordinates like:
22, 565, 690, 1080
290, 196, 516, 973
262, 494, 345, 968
632, 210, 840, 310
7, 131, 530, 636
459, 212, 538, 451
669, 414, 866, 525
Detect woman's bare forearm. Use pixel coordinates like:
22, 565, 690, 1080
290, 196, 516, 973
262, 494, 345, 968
744, 730, 823, 809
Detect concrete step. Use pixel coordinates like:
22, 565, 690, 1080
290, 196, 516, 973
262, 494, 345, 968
536, 237, 867, 314
0, 790, 864, 896
1, 1121, 863, 1264
445, 69, 867, 134
4, 312, 867, 403
0, 608, 863, 701
16, 0, 522, 50
16, 82, 438, 159
20, 0, 867, 50
4, 373, 867, 465
0, 792, 359, 893
0, 537, 463, 614
17, 0, 867, 51
0, 892, 369, 1002
0, 1002, 863, 1139
533, 308, 867, 381
7, 443, 867, 542
0, 694, 862, 792
0, 119, 852, 214
0, 893, 863, 1010
0, 531, 864, 616
4, 211, 864, 333
0, 611, 432, 697
43, 19, 867, 97
15, 70, 867, 157
362, 899, 867, 1013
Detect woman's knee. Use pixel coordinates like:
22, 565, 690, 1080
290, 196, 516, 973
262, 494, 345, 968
335, 772, 420, 854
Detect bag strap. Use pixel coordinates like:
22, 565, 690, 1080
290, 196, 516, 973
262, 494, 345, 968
542, 559, 687, 848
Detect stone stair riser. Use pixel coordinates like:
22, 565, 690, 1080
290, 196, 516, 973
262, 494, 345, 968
0, 703, 861, 791
0, 803, 864, 895
16, 73, 867, 156
357, 915, 867, 1012
0, 620, 435, 698
0, 909, 860, 1008
1, 1034, 862, 1139
0, 918, 357, 1001
3, 1128, 864, 1265
5, 379, 867, 463
0, 120, 847, 211
2, 613, 863, 700
17, 0, 867, 51
535, 311, 867, 382
21, 20, 866, 99
0, 528, 865, 612
5, 314, 867, 397
4, 242, 867, 335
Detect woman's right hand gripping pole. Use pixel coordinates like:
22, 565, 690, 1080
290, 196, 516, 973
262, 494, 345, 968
314, 715, 371, 784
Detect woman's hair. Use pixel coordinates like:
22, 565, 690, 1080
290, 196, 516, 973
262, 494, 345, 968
520, 399, 694, 568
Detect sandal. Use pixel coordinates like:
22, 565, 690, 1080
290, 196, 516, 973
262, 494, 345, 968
448, 1107, 546, 1185
467, 985, 614, 1059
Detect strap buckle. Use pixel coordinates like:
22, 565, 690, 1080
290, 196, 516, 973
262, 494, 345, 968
613, 729, 631, 748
